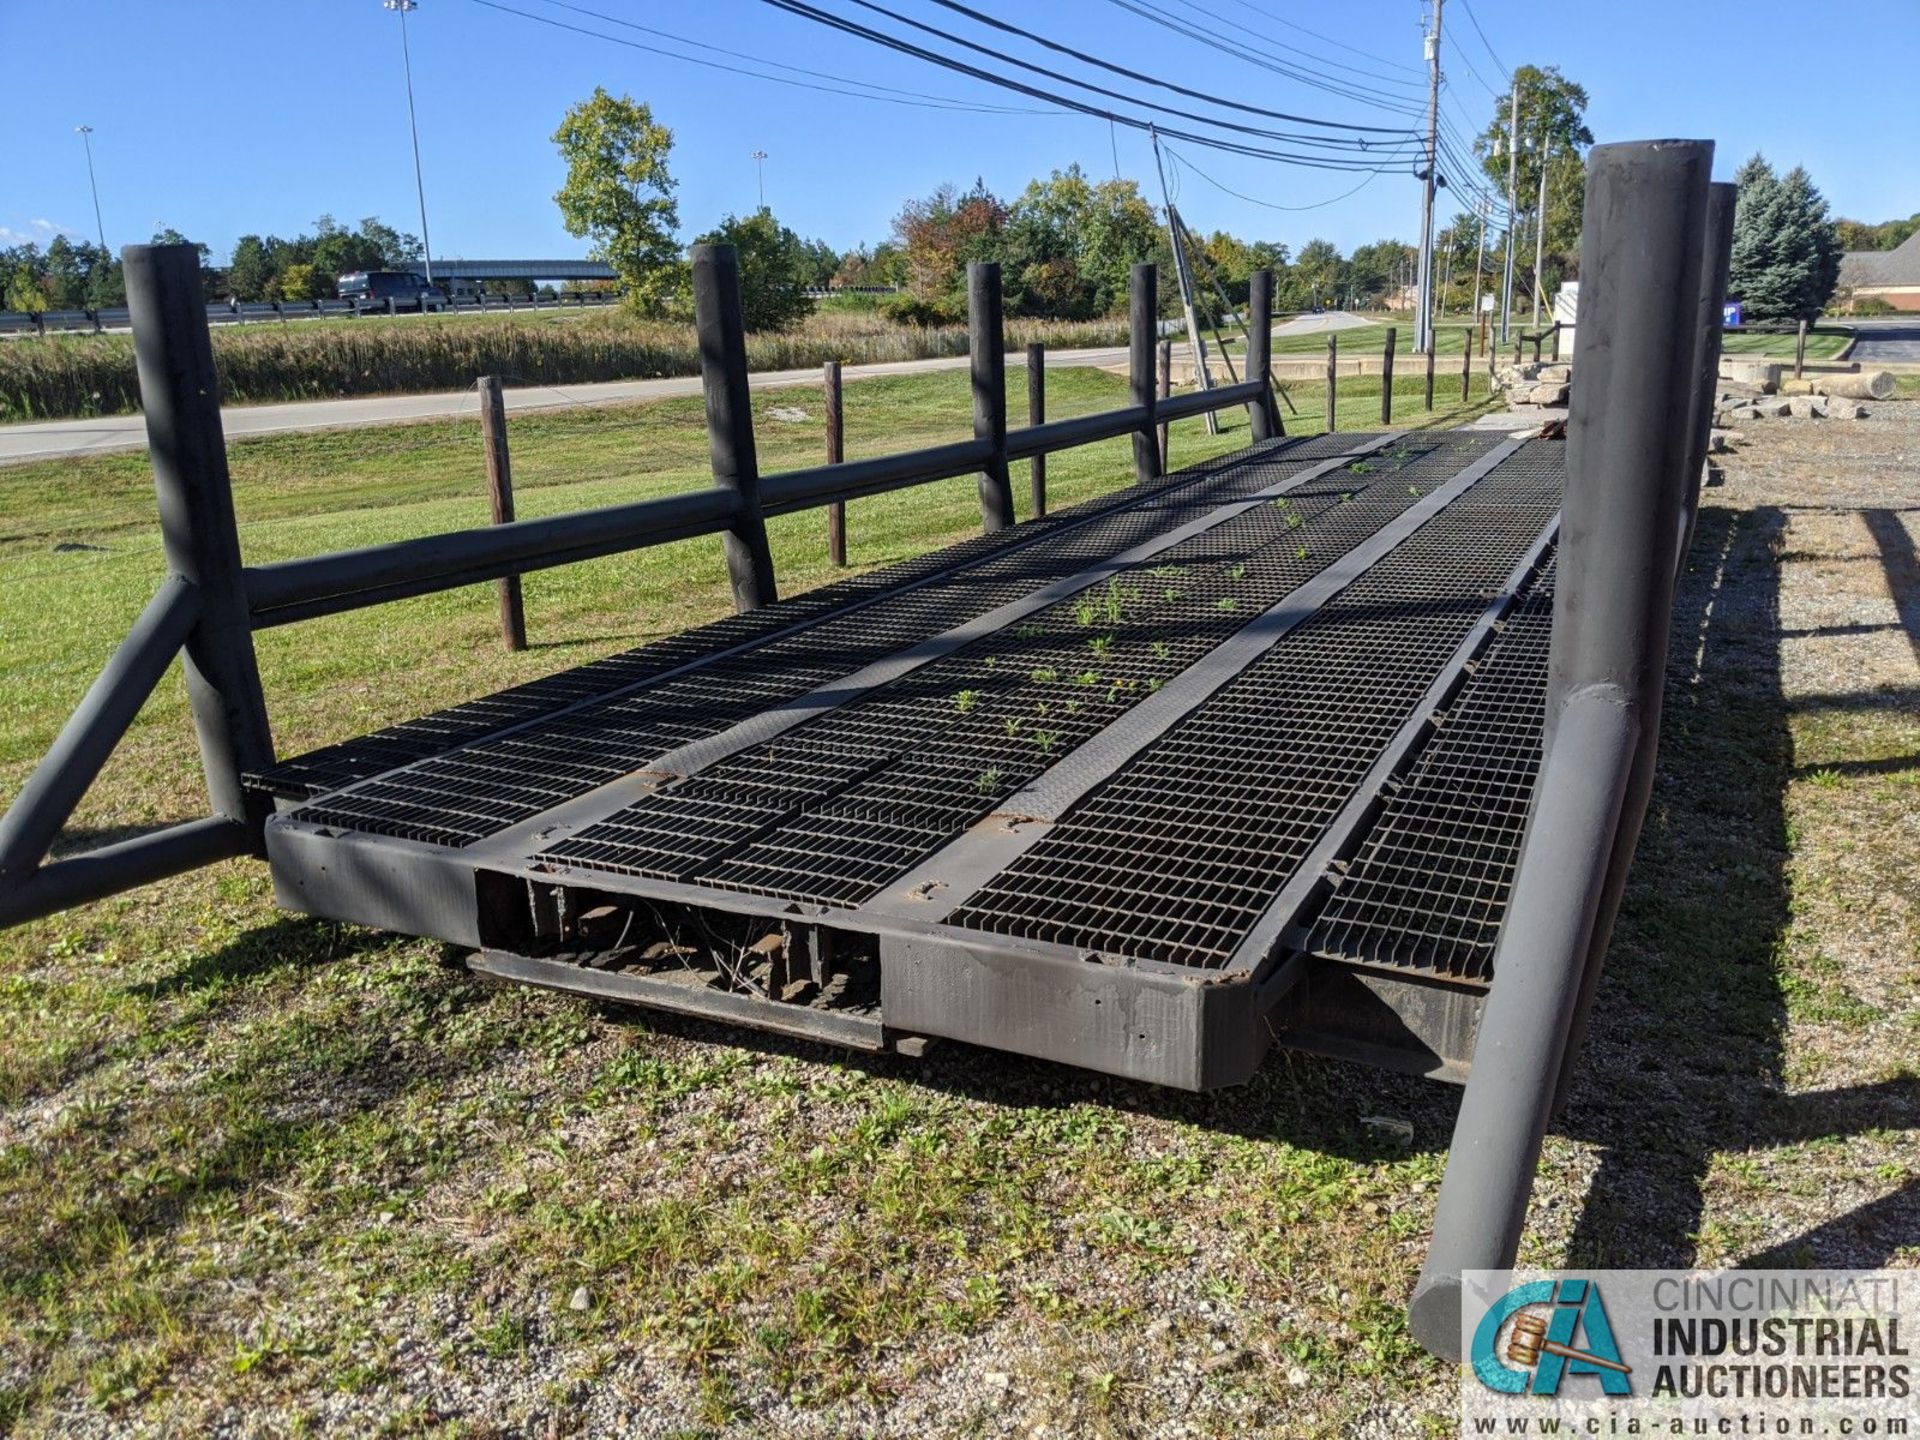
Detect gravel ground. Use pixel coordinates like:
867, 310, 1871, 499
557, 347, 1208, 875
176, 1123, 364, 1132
2, 406, 1915, 1439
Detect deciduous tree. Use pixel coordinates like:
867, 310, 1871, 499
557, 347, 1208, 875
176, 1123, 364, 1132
551, 88, 682, 313
693, 208, 813, 332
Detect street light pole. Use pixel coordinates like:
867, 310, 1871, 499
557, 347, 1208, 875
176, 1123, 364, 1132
751, 150, 768, 209
74, 125, 107, 259
384, 0, 434, 284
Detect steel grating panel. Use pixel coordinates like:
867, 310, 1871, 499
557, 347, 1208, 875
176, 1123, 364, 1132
1299, 554, 1557, 983
533, 435, 1495, 899
943, 448, 1564, 969
251, 434, 1357, 800
285, 433, 1412, 845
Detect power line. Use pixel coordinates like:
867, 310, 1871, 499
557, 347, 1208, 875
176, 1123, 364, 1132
1457, 0, 1511, 78
828, 0, 1425, 150
759, 0, 1427, 171
534, 0, 1051, 111
1199, 0, 1426, 76
1165, 144, 1386, 212
463, 0, 1052, 114
921, 0, 1419, 137
1160, 0, 1426, 91
1099, 0, 1431, 118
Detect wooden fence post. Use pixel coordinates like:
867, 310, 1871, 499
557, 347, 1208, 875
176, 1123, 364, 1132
824, 360, 847, 566
1794, 318, 1808, 380
969, 262, 1014, 533
1027, 342, 1047, 518
1462, 329, 1474, 402
1130, 264, 1161, 487
479, 375, 527, 651
1325, 333, 1338, 433
1424, 334, 1438, 411
1157, 338, 1172, 472
1380, 326, 1396, 425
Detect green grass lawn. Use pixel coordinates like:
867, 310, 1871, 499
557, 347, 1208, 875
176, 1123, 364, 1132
1719, 328, 1851, 360
0, 362, 1507, 1433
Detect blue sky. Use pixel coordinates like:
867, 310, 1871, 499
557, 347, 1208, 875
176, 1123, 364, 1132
3, 0, 1915, 267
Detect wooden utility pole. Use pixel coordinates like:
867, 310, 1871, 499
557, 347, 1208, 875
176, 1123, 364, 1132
1499, 84, 1520, 345
1414, 0, 1444, 354
1150, 130, 1218, 436
479, 375, 526, 652
1532, 125, 1551, 331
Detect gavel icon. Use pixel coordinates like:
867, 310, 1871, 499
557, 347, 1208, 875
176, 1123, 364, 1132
1505, 1311, 1633, 1375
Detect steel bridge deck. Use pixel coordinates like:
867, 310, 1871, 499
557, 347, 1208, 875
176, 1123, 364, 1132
259, 431, 1564, 1089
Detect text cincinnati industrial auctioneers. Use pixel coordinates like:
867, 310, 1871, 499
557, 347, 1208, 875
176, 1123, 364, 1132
1646, 1276, 1911, 1403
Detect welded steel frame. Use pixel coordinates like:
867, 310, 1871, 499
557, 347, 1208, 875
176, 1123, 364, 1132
0, 250, 1280, 927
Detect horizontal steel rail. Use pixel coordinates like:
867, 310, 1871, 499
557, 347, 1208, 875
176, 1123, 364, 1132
760, 437, 993, 515
244, 486, 743, 625
1003, 406, 1148, 461
0, 817, 251, 929
1154, 378, 1264, 422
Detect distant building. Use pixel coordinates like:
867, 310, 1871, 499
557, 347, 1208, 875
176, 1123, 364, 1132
1836, 231, 1920, 311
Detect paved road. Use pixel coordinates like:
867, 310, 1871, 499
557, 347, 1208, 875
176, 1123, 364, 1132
1848, 318, 1920, 365
0, 346, 1134, 466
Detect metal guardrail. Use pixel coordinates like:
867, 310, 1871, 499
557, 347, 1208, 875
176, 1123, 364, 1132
0, 289, 626, 337
0, 245, 1279, 929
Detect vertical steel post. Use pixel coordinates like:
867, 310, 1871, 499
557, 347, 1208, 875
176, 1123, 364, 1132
969, 262, 1014, 533
1674, 183, 1737, 569
1380, 326, 1396, 425
1548, 177, 1735, 1113
123, 243, 276, 843
479, 375, 526, 652
824, 360, 847, 567
691, 244, 777, 611
1027, 342, 1047, 517
1130, 264, 1161, 486
1408, 140, 1714, 1363
1246, 270, 1278, 440
1324, 334, 1338, 433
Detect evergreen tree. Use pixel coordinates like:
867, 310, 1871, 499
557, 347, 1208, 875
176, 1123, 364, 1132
1729, 155, 1841, 322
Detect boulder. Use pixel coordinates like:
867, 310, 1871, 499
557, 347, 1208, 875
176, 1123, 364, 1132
1719, 359, 1781, 392
1827, 400, 1869, 420
1536, 364, 1572, 384
1526, 382, 1569, 406
1787, 395, 1826, 419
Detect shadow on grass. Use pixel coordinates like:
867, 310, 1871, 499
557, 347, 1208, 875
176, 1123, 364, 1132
1565, 502, 1919, 1272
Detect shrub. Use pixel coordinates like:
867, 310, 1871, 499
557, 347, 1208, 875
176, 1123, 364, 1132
881, 292, 961, 327
1847, 295, 1897, 316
